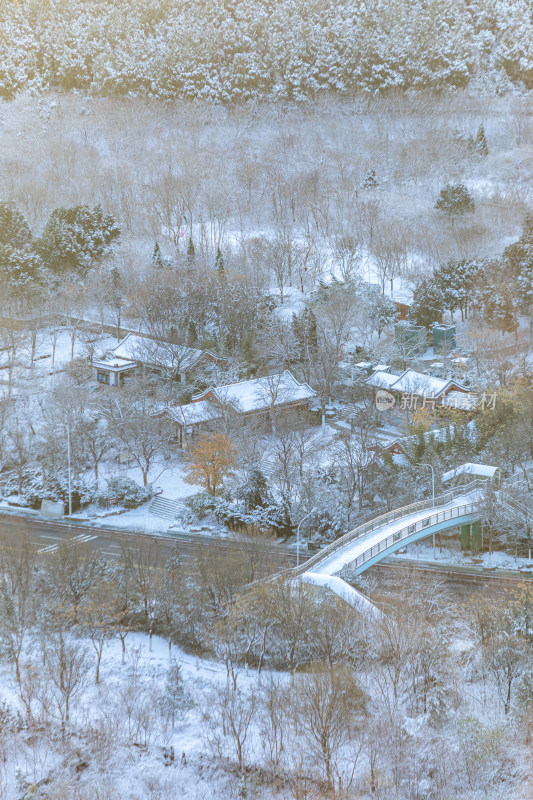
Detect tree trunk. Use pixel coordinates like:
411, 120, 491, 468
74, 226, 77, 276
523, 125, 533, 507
96, 646, 103, 684
505, 681, 511, 715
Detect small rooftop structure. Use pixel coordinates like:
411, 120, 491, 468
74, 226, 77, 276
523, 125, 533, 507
432, 323, 457, 354
366, 370, 398, 390
354, 361, 374, 375
392, 289, 413, 321
395, 323, 426, 355
93, 355, 137, 387
441, 463, 500, 484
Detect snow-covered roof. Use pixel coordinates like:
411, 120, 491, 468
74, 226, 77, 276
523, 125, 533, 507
163, 400, 223, 427
441, 463, 500, 482
93, 355, 136, 372
389, 369, 465, 397
391, 288, 413, 305
194, 370, 317, 414
367, 368, 467, 398
366, 371, 398, 389
113, 333, 212, 372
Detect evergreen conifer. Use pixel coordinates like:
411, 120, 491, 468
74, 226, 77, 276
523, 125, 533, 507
153, 241, 163, 267
475, 124, 488, 156
215, 246, 224, 272
362, 168, 378, 189
186, 236, 195, 265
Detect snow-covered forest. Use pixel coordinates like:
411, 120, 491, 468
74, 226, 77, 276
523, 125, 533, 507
2, 91, 533, 265
1, 534, 533, 800
1, 0, 533, 100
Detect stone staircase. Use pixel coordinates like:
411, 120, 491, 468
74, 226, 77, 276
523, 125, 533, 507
149, 495, 188, 521
336, 403, 359, 422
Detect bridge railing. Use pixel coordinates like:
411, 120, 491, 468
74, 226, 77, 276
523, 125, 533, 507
348, 500, 481, 573
503, 468, 533, 491
293, 479, 485, 577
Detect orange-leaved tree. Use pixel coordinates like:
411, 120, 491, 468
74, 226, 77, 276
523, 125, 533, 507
185, 433, 237, 496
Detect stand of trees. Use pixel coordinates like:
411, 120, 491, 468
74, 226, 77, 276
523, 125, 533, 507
0, 532, 531, 798
1, 1, 533, 99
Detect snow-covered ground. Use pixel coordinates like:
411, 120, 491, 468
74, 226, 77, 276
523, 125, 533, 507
0, 632, 288, 800
394, 539, 533, 572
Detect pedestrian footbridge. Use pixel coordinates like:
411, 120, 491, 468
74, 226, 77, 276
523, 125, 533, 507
296, 481, 486, 610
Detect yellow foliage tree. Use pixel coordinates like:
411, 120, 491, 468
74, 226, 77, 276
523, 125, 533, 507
185, 433, 237, 496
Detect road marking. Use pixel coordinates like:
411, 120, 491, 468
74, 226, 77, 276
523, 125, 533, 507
38, 532, 99, 554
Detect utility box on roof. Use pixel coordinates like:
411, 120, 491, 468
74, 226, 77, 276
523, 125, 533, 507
394, 323, 426, 356
432, 323, 456, 354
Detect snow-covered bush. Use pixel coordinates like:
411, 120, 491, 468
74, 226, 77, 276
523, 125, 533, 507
159, 661, 194, 729
184, 491, 217, 519
17, 469, 96, 510
96, 476, 153, 509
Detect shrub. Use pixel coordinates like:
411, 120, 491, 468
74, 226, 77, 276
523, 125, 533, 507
184, 491, 217, 519
97, 476, 153, 509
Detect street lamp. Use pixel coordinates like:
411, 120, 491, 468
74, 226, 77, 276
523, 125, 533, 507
67, 423, 72, 516
416, 462, 435, 554
296, 508, 316, 568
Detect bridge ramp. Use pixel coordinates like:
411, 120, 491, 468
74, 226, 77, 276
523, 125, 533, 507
302, 572, 383, 619
314, 490, 481, 577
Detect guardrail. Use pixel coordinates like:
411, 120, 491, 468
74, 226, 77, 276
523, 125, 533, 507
503, 468, 533, 491
347, 500, 481, 573
293, 479, 486, 577
500, 493, 533, 525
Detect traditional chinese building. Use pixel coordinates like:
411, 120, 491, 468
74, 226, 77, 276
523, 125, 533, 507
158, 370, 317, 446
93, 333, 226, 386
366, 368, 469, 411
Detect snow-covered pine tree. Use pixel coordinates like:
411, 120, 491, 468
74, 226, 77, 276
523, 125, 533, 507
475, 124, 488, 156
362, 168, 378, 189
435, 183, 475, 225
0, 201, 31, 247
186, 236, 195, 266
215, 246, 224, 273
159, 660, 192, 729
153, 241, 163, 268
37, 205, 120, 275
409, 279, 445, 329
434, 259, 480, 321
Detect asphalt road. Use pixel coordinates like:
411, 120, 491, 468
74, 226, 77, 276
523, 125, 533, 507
371, 558, 532, 600
1, 510, 530, 599
0, 511, 297, 575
